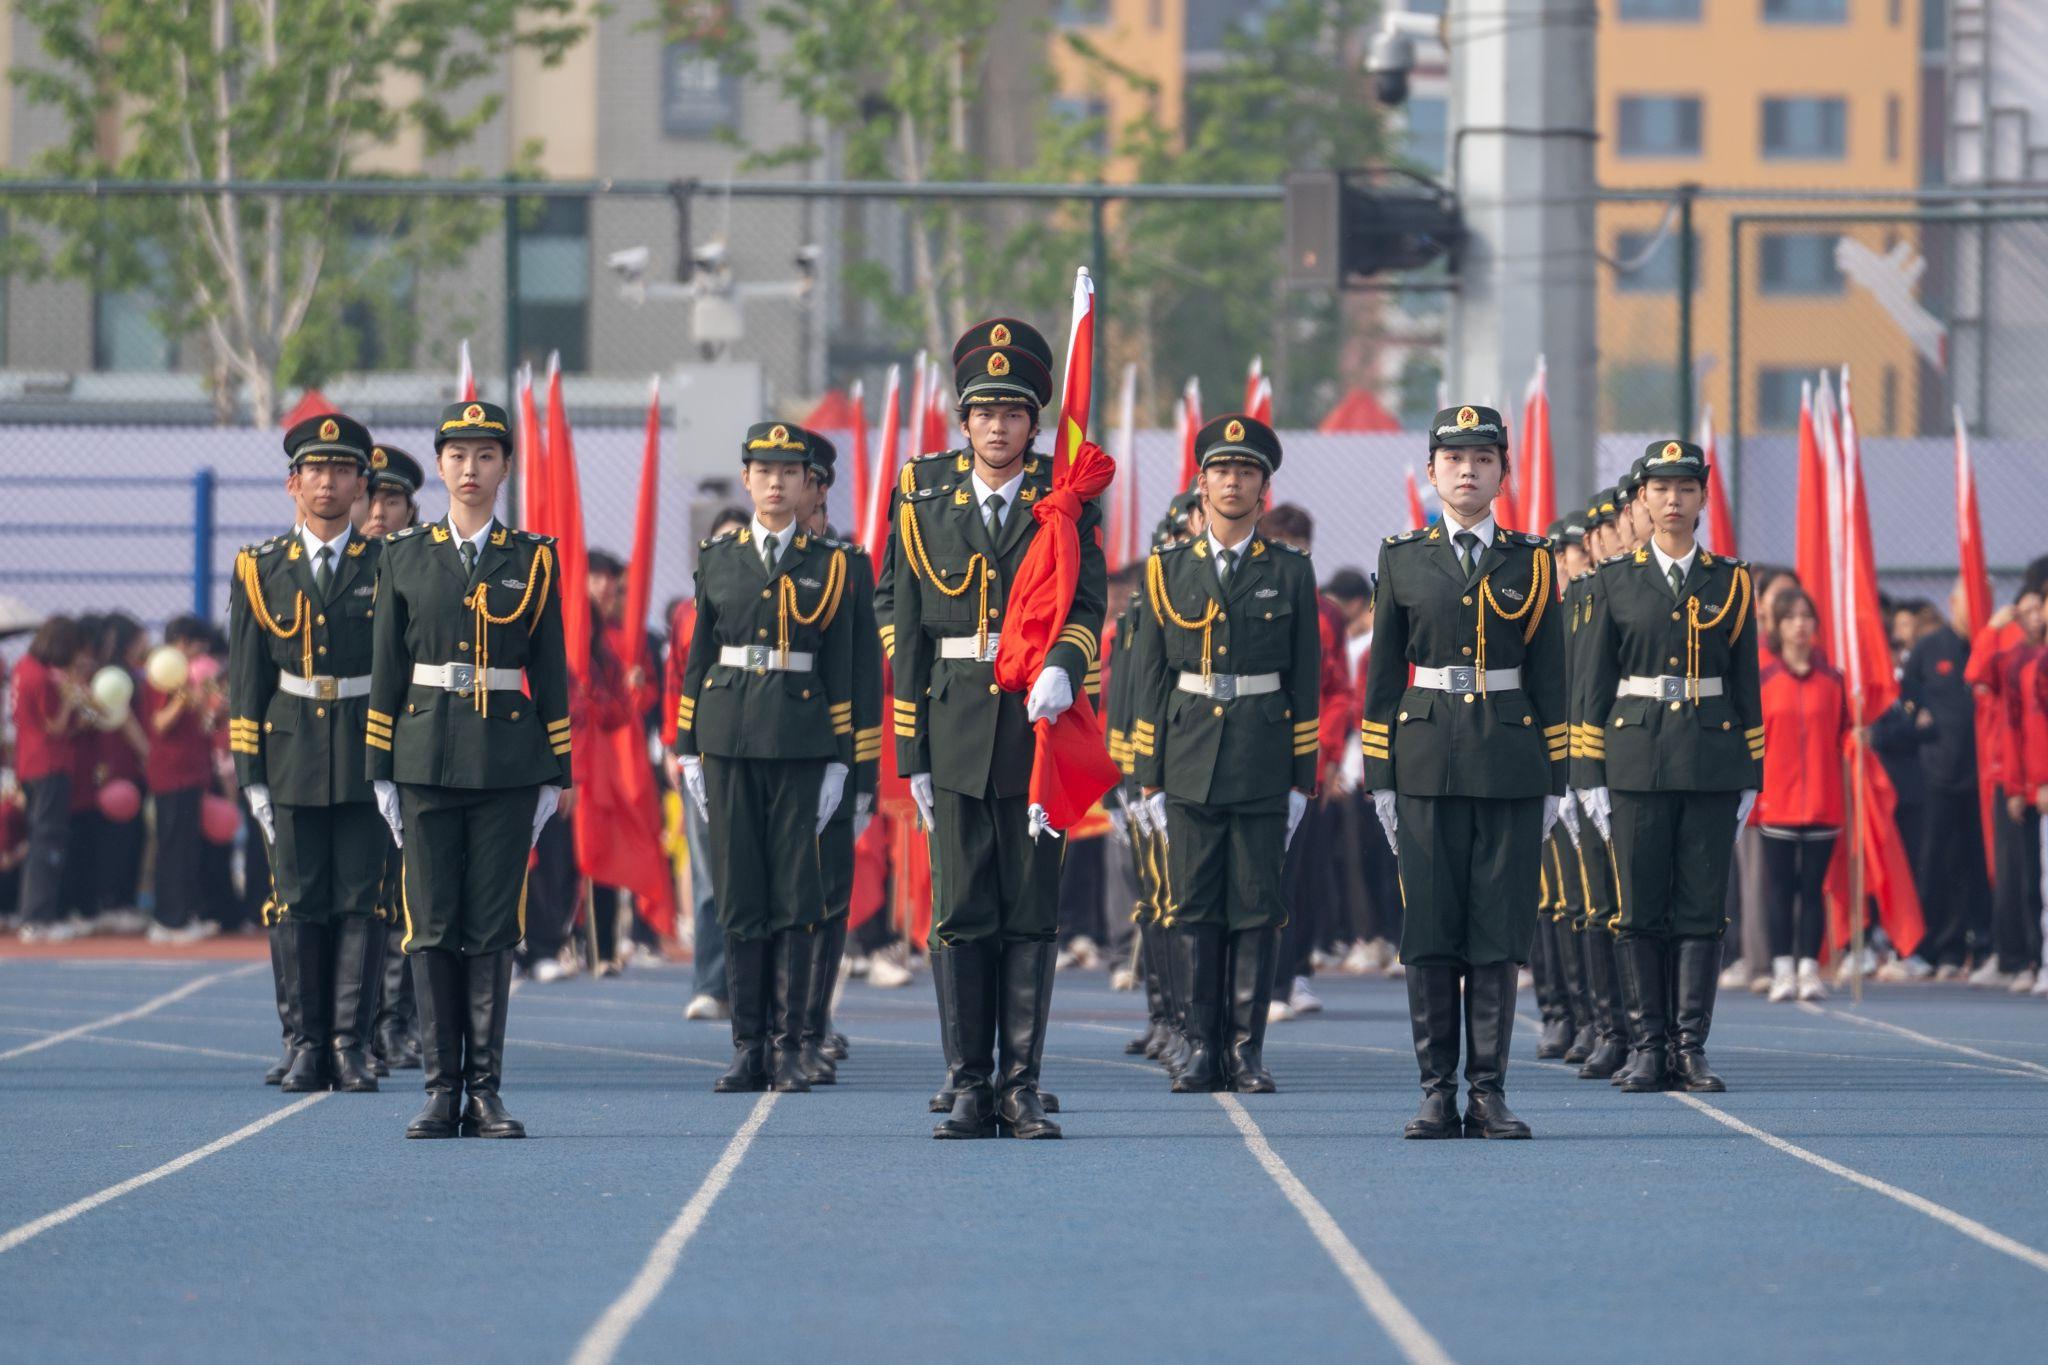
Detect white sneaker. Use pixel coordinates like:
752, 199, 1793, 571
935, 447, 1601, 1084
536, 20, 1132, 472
2007, 968, 2037, 995
529, 957, 566, 985
1383, 959, 1405, 979
1719, 959, 1753, 991
1067, 935, 1102, 970
29, 920, 83, 943
866, 954, 913, 989
1767, 956, 1796, 1003
2031, 971, 2048, 997
1796, 958, 1827, 1002
146, 921, 213, 946
1516, 966, 1534, 991
1967, 960, 2012, 989
97, 908, 149, 936
1287, 976, 1322, 1014
1268, 998, 1295, 1024
1109, 965, 1137, 992
1310, 947, 1341, 971
683, 992, 728, 1021
1935, 963, 1964, 982
1748, 967, 1774, 995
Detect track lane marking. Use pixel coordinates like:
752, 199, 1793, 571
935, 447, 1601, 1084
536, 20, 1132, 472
510, 1038, 724, 1069
1797, 1003, 2048, 1081
0, 1026, 271, 1065
568, 1093, 778, 1365
0, 964, 261, 1063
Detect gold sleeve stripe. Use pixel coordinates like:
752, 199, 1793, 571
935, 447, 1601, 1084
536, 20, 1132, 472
895, 720, 917, 737
365, 734, 392, 752
1360, 719, 1390, 736
1056, 625, 1100, 662
1543, 722, 1568, 737
367, 709, 394, 726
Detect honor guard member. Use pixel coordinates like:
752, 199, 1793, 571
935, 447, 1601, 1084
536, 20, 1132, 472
894, 316, 1107, 1140
1362, 405, 1568, 1140
1126, 417, 1320, 1094
361, 444, 426, 1074
368, 401, 573, 1139
1531, 513, 1590, 1062
1573, 440, 1761, 1094
792, 429, 881, 1085
231, 413, 389, 1095
674, 421, 855, 1095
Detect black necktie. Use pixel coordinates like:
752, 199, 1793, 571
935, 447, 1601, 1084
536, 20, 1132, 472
1669, 562, 1685, 597
460, 541, 477, 579
1216, 546, 1238, 587
315, 546, 334, 598
984, 494, 1005, 538
1454, 531, 1480, 578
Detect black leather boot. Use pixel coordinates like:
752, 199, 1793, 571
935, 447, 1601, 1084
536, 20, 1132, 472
1671, 936, 1726, 1092
264, 923, 291, 1085
995, 940, 1061, 1139
405, 950, 465, 1138
278, 919, 333, 1093
1225, 926, 1280, 1093
1158, 924, 1191, 1077
361, 924, 390, 1077
1403, 966, 1462, 1139
934, 939, 999, 1139
1532, 918, 1571, 1059
1131, 923, 1165, 1054
1576, 929, 1629, 1079
374, 923, 422, 1070
715, 935, 771, 1093
770, 929, 813, 1094
1615, 935, 1670, 1092
799, 919, 842, 1086
328, 917, 381, 1093
1556, 923, 1594, 1063
817, 917, 850, 1060
1462, 962, 1532, 1138
1169, 924, 1226, 1093
460, 950, 525, 1137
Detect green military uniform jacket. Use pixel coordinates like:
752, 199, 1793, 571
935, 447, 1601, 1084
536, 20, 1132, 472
1105, 588, 1145, 790
1124, 535, 1321, 805
673, 526, 855, 767
840, 541, 883, 815
1571, 547, 1763, 793
1361, 523, 1569, 799
890, 449, 1107, 799
365, 518, 573, 790
230, 528, 382, 807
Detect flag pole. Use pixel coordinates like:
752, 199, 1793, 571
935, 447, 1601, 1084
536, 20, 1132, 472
582, 876, 600, 974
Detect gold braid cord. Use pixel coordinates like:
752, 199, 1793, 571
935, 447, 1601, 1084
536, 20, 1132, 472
778, 548, 847, 658
899, 500, 992, 658
1145, 552, 1219, 681
464, 544, 554, 717
239, 550, 313, 678
1473, 547, 1550, 694
1685, 563, 1750, 702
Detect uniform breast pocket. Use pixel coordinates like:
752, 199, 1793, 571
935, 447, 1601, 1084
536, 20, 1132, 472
1243, 599, 1294, 668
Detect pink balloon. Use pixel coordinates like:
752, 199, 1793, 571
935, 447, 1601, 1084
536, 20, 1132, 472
187, 656, 222, 686
201, 794, 242, 846
98, 779, 142, 824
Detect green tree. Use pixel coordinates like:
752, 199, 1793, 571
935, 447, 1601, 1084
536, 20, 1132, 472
8, 0, 588, 421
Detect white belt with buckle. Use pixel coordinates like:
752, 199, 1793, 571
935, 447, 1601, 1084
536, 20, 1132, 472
1412, 665, 1520, 693
937, 634, 1002, 662
1175, 671, 1281, 700
1618, 674, 1723, 699
716, 645, 815, 672
412, 663, 524, 693
276, 673, 370, 701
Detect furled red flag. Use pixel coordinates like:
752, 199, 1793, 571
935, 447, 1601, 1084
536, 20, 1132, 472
1405, 469, 1428, 530
992, 268, 1119, 832
1836, 369, 1895, 722
1108, 362, 1140, 573
860, 364, 901, 563
542, 353, 591, 685
1243, 355, 1263, 415
457, 338, 476, 403
907, 351, 931, 455
1697, 403, 1737, 557
1494, 398, 1522, 528
1815, 375, 1851, 665
515, 363, 545, 532
619, 378, 662, 693
922, 357, 949, 457
1318, 386, 1402, 432
1954, 405, 1991, 639
1176, 378, 1202, 493
801, 387, 860, 432
1521, 356, 1555, 533
846, 378, 870, 546
1793, 379, 1835, 659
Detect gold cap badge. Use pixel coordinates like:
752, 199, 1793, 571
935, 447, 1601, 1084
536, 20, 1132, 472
463, 403, 485, 424
990, 323, 1011, 346
1224, 419, 1245, 442
318, 418, 340, 442
370, 447, 389, 470
1660, 441, 1683, 461
1456, 406, 1479, 430
987, 352, 1011, 377
769, 424, 789, 445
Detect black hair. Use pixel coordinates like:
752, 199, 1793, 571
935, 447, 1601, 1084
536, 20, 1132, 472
587, 550, 626, 578
1260, 503, 1313, 547
163, 614, 209, 647
710, 505, 752, 536
1324, 568, 1371, 603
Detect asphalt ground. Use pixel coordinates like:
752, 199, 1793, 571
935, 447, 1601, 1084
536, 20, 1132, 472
3, 953, 2045, 1364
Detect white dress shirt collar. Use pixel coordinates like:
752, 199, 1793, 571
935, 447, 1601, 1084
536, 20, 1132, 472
299, 522, 353, 563
1439, 509, 1496, 549
1651, 538, 1698, 584
970, 467, 1027, 529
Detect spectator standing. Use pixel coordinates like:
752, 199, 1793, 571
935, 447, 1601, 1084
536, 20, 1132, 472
1755, 590, 1846, 1002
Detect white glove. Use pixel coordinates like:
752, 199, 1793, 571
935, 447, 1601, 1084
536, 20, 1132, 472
1284, 790, 1309, 850
374, 779, 404, 848
1576, 786, 1612, 841
1542, 794, 1562, 841
1026, 803, 1062, 842
1371, 788, 1398, 852
1558, 794, 1582, 847
853, 792, 874, 840
1025, 666, 1074, 725
244, 783, 276, 845
816, 761, 849, 833
1734, 789, 1758, 845
1144, 791, 1170, 845
680, 755, 709, 821
1128, 790, 1155, 838
1107, 802, 1131, 848
531, 785, 561, 849
909, 772, 936, 831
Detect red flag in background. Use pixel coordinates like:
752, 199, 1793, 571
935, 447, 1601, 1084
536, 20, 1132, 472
1955, 405, 1992, 639
620, 378, 661, 673
1107, 362, 1141, 573
860, 364, 901, 563
542, 353, 590, 686
1494, 399, 1522, 528
1052, 268, 1096, 480
1176, 378, 1202, 493
1793, 380, 1834, 658
922, 357, 949, 457
1318, 387, 1402, 432
1837, 369, 1895, 723
515, 364, 544, 533
1698, 404, 1737, 557
1521, 356, 1555, 533
1243, 355, 1262, 415
847, 379, 871, 547
457, 338, 476, 403
1405, 469, 1428, 530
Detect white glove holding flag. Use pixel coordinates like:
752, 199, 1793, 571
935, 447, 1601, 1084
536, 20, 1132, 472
1107, 796, 1131, 848
1558, 793, 1582, 847
1027, 803, 1062, 842
1371, 789, 1399, 852
1576, 787, 1612, 842
680, 755, 709, 822
1542, 794, 1562, 841
1285, 790, 1309, 850
1144, 791, 1170, 846
1025, 666, 1074, 725
244, 783, 276, 845
373, 780, 404, 848
909, 773, 936, 831
531, 785, 561, 849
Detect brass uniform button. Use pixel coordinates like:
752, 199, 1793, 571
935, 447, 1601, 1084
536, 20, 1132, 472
1522, 716, 1532, 726
316, 614, 327, 626
1670, 611, 1682, 621
510, 711, 521, 720
1283, 709, 1291, 719
1217, 612, 1227, 622
988, 608, 1000, 619
264, 721, 275, 733
761, 589, 772, 599
1217, 645, 1228, 656
1212, 705, 1224, 717
315, 707, 326, 718
801, 689, 811, 700
1614, 717, 1625, 727
408, 704, 416, 714
757, 628, 769, 638
988, 683, 1000, 695
1461, 646, 1473, 657
1721, 721, 1731, 730
1669, 656, 1680, 667
1398, 711, 1409, 722
458, 641, 470, 652
1264, 611, 1274, 620
1669, 701, 1682, 711
1461, 595, 1473, 606
317, 645, 328, 656
1463, 694, 1475, 705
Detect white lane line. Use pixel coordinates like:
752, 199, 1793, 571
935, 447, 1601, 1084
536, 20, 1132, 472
1214, 1095, 1454, 1365
0, 964, 262, 1063
1509, 1013, 2027, 1079
511, 1037, 723, 1069
1797, 1003, 2048, 1081
0, 1026, 270, 1065
0, 1093, 329, 1255
1668, 1092, 2048, 1275
568, 1093, 778, 1365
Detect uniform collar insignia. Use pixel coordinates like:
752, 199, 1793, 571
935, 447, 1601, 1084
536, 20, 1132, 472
345, 539, 367, 557
430, 524, 451, 543
738, 527, 752, 544
794, 532, 809, 551
1633, 547, 1648, 563
490, 528, 509, 547
287, 540, 302, 560
1192, 538, 1210, 558
1018, 485, 1038, 503
954, 486, 971, 506
1250, 538, 1267, 557
1024, 457, 1041, 475
1427, 526, 1440, 539
955, 453, 971, 473
1699, 550, 1715, 567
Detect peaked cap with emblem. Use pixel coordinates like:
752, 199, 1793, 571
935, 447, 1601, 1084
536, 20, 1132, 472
368, 444, 424, 496
804, 429, 838, 487
951, 317, 1053, 372
1586, 487, 1619, 527
1617, 458, 1647, 503
1155, 489, 1203, 545
283, 412, 372, 468
434, 399, 513, 453
1428, 403, 1508, 453
1194, 413, 1282, 474
954, 343, 1054, 409
1637, 437, 1710, 482
1547, 516, 1585, 546
741, 420, 814, 464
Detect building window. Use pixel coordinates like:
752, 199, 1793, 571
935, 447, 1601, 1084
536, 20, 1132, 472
515, 197, 591, 373
1886, 93, 1901, 161
662, 41, 740, 138
1761, 97, 1847, 158
1057, 0, 1111, 24
1756, 368, 1815, 429
1763, 0, 1848, 21
1619, 0, 1701, 19
1605, 364, 1681, 432
1759, 233, 1844, 294
1401, 96, 1447, 174
94, 243, 174, 372
1613, 229, 1700, 293
1049, 95, 1110, 157
1616, 96, 1703, 157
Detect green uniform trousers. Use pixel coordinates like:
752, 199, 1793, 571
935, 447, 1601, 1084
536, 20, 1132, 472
928, 788, 1062, 947
703, 755, 824, 941
397, 783, 540, 955
271, 801, 388, 927
1609, 788, 1740, 940
1394, 793, 1542, 968
818, 814, 854, 924
1163, 796, 1288, 932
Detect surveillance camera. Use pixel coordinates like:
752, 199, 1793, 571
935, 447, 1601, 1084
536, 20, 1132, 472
1365, 29, 1414, 108
691, 240, 728, 270
606, 246, 650, 282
